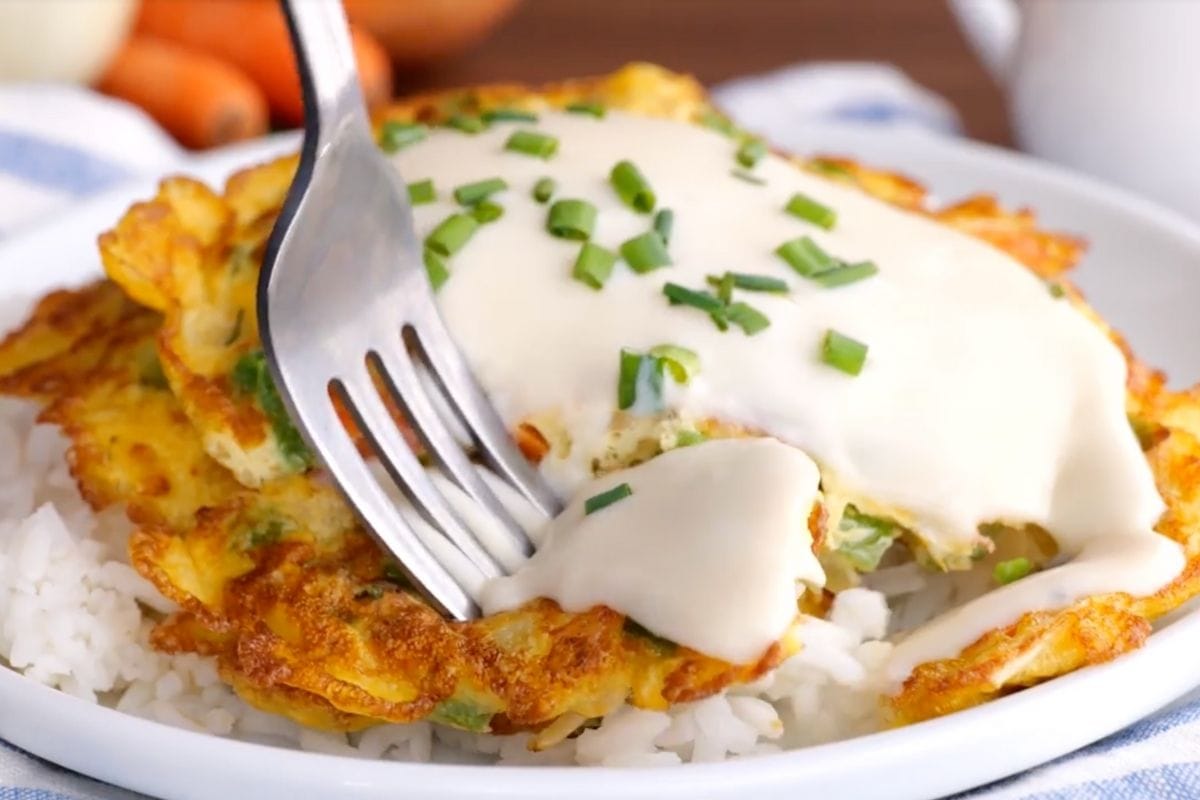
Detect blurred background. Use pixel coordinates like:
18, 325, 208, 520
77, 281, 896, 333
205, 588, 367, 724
2, 0, 1197, 221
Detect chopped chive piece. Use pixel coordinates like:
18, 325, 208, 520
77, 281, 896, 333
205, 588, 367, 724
821, 329, 868, 376
648, 344, 700, 383
585, 482, 633, 515
566, 101, 606, 118
709, 272, 789, 294
617, 349, 663, 412
1047, 281, 1066, 299
994, 557, 1032, 585
546, 199, 597, 240
736, 138, 768, 168
776, 235, 837, 277
662, 282, 723, 313
482, 107, 538, 123
653, 208, 674, 245
470, 201, 503, 224
724, 302, 770, 335
453, 177, 507, 206
423, 248, 449, 291
710, 310, 730, 332
378, 121, 426, 153
620, 231, 671, 273
610, 160, 656, 213
785, 192, 837, 230
698, 110, 739, 137
675, 429, 707, 447
425, 213, 479, 257
572, 242, 617, 290
731, 168, 766, 185
713, 272, 734, 304
446, 114, 486, 133
407, 179, 436, 205
533, 177, 556, 204
505, 129, 558, 159
813, 261, 879, 288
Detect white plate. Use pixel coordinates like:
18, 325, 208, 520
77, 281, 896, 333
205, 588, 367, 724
2, 126, 1200, 800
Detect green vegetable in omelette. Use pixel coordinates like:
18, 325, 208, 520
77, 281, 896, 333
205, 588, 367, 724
231, 351, 314, 472
836, 504, 898, 572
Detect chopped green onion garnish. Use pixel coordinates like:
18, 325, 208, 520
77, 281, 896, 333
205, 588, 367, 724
736, 138, 768, 168
812, 261, 879, 288
585, 482, 633, 515
648, 344, 700, 383
674, 429, 707, 447
482, 108, 538, 123
572, 242, 617, 290
453, 177, 507, 206
731, 169, 766, 186
724, 302, 770, 336
993, 557, 1032, 585
610, 160, 656, 213
713, 272, 734, 304
776, 235, 837, 277
407, 179, 436, 205
708, 272, 789, 294
617, 348, 663, 412
809, 159, 854, 179
1047, 281, 1066, 299
566, 101, 606, 118
505, 129, 559, 159
662, 282, 723, 313
785, 192, 837, 230
423, 248, 449, 291
378, 121, 426, 153
821, 329, 868, 376
546, 199, 597, 240
425, 213, 479, 257
621, 231, 671, 273
709, 310, 730, 332
698, 110, 739, 137
446, 114, 485, 134
653, 208, 674, 245
533, 177, 556, 204
470, 201, 503, 224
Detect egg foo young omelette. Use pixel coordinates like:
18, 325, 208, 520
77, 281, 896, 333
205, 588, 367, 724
3, 63, 1200, 754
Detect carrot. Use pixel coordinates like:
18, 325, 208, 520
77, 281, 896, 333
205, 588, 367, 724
135, 0, 393, 126
96, 36, 269, 149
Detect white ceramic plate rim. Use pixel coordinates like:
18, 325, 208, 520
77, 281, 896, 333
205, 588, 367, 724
2, 127, 1200, 800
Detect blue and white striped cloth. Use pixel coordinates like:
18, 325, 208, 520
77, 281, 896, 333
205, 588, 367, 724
2, 66, 1199, 800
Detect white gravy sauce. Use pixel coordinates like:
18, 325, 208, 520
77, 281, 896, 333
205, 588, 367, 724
480, 438, 824, 664
390, 110, 1184, 668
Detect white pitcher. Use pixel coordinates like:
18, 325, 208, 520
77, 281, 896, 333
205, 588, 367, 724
949, 0, 1200, 219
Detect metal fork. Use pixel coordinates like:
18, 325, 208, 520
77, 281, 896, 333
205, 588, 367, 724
258, 0, 561, 620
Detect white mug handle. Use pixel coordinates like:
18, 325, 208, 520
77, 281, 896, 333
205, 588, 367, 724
947, 0, 1020, 84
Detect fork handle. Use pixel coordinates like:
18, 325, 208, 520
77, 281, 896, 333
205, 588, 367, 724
279, 0, 371, 149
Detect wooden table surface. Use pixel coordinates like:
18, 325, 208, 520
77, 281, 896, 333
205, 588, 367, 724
398, 0, 1012, 146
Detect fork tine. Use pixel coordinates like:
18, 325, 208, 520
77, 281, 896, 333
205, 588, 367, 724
409, 315, 563, 519
337, 367, 506, 581
370, 348, 533, 570
297, 388, 480, 619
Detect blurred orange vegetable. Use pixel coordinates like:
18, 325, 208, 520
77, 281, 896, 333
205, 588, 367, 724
96, 35, 269, 148
342, 0, 520, 66
135, 0, 392, 126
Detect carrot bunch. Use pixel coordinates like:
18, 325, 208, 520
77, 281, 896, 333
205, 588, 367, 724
96, 0, 392, 149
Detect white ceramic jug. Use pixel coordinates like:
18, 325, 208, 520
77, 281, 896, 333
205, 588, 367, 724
949, 0, 1200, 220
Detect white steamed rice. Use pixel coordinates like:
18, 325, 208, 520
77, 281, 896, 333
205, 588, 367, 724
0, 385, 907, 766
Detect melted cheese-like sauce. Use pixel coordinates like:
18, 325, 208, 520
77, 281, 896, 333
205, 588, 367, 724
391, 111, 1183, 668
481, 438, 824, 664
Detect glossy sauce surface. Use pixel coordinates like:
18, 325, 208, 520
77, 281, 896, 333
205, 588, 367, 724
391, 111, 1182, 666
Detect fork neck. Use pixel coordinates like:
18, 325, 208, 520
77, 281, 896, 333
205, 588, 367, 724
280, 0, 373, 152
